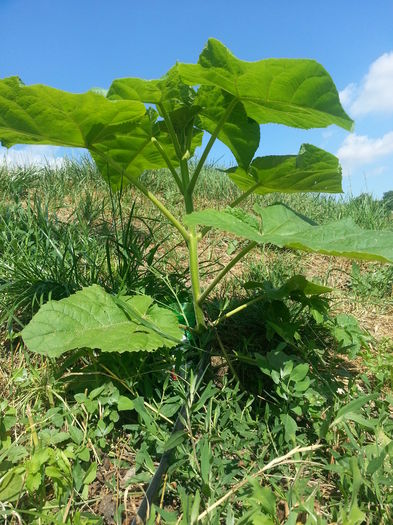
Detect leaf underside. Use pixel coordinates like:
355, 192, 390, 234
227, 143, 343, 195
0, 77, 145, 149
21, 285, 183, 357
178, 38, 353, 131
184, 204, 393, 263
0, 39, 352, 190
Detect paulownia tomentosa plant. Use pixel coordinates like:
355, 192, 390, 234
1, 38, 392, 352
2, 38, 393, 523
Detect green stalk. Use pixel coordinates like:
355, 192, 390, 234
151, 137, 183, 191
188, 230, 206, 331
198, 241, 257, 304
229, 183, 260, 208
188, 98, 238, 196
157, 103, 183, 160
89, 148, 190, 242
133, 178, 190, 242
181, 159, 194, 213
213, 295, 265, 326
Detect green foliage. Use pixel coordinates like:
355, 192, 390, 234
21, 285, 183, 357
382, 190, 393, 211
0, 76, 145, 149
227, 143, 343, 195
1, 37, 393, 524
1, 38, 390, 344
185, 203, 393, 263
177, 38, 353, 130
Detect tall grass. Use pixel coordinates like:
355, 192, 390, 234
0, 161, 171, 330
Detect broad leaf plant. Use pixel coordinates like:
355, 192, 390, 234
1, 38, 392, 353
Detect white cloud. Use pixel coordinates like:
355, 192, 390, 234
339, 83, 357, 108
341, 52, 393, 116
337, 131, 393, 173
0, 145, 70, 168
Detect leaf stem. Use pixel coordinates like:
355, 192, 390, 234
199, 241, 257, 305
181, 159, 194, 213
151, 137, 183, 191
212, 293, 265, 327
133, 178, 190, 242
157, 103, 183, 160
188, 98, 238, 195
229, 182, 260, 208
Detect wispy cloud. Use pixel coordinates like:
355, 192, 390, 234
340, 51, 393, 116
337, 131, 393, 173
0, 145, 72, 167
339, 83, 357, 108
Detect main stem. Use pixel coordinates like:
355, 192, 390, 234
188, 228, 206, 331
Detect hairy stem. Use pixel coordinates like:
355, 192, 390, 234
181, 159, 194, 213
199, 241, 257, 305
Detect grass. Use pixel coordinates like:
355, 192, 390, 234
0, 158, 392, 524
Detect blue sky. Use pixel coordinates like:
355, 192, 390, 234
1, 0, 392, 197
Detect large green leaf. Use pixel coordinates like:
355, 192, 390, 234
260, 204, 393, 262
21, 285, 183, 357
183, 204, 393, 263
92, 111, 203, 188
185, 207, 264, 242
0, 76, 203, 189
109, 71, 260, 168
108, 66, 196, 119
108, 67, 201, 153
196, 86, 260, 167
0, 77, 145, 149
178, 39, 353, 131
227, 144, 342, 195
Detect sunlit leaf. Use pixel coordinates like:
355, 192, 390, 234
259, 204, 393, 263
92, 111, 203, 189
184, 204, 393, 263
178, 38, 353, 130
227, 144, 342, 195
244, 274, 332, 297
108, 66, 201, 154
196, 86, 260, 167
0, 76, 145, 149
